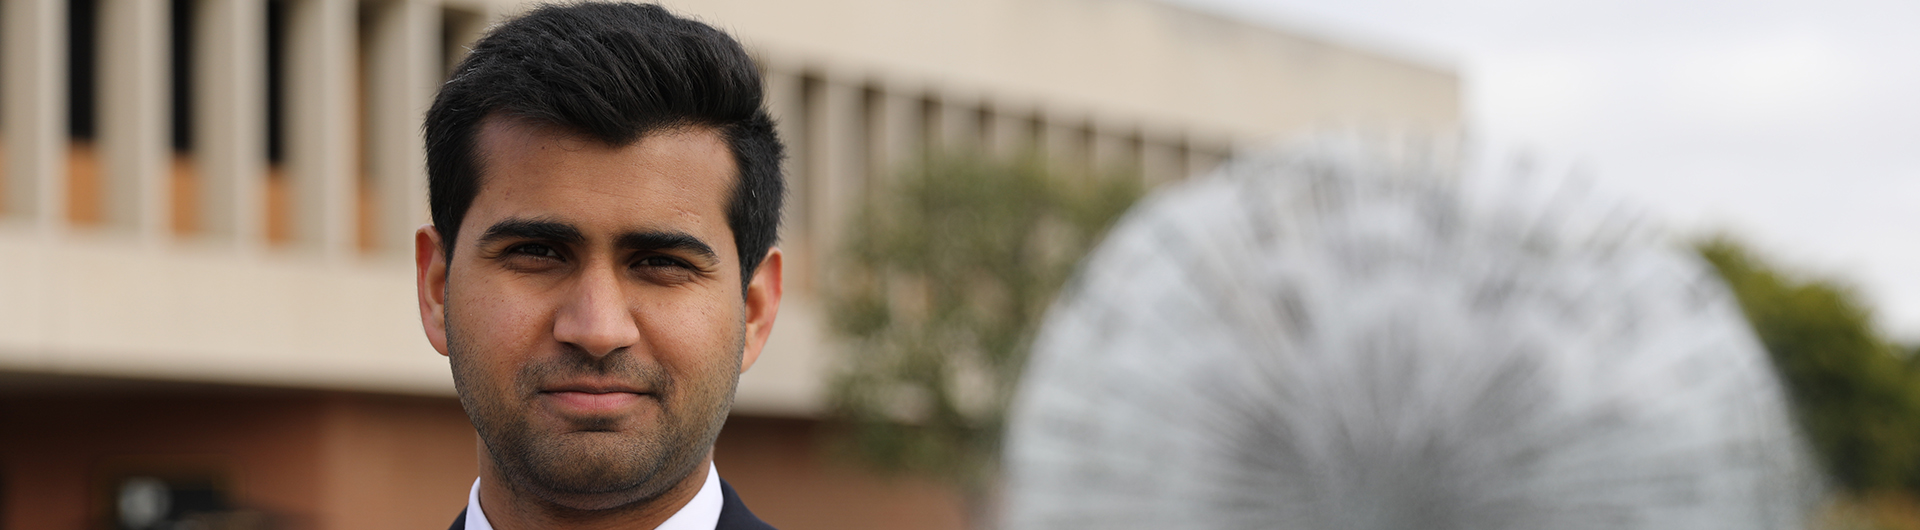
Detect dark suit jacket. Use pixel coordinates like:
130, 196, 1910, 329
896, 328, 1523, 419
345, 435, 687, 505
447, 479, 775, 530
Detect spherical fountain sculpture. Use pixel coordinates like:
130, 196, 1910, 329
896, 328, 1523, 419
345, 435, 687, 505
1002, 143, 1822, 530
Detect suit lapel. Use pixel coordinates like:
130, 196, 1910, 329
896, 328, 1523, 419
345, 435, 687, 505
715, 479, 776, 530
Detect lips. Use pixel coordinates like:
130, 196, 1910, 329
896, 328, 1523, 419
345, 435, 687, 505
539, 381, 651, 415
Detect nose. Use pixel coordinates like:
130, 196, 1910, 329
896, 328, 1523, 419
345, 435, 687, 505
552, 265, 640, 357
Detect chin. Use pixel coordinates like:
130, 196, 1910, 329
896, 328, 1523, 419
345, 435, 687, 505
532, 484, 661, 512
507, 431, 700, 510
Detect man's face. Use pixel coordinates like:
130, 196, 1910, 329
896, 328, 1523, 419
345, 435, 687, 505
414, 118, 781, 511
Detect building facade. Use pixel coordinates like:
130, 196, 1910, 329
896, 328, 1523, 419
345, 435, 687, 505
0, 0, 1458, 528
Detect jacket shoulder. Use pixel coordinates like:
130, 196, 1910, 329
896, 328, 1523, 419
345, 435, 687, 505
716, 479, 778, 530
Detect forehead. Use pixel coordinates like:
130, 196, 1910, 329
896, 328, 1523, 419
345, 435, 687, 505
465, 117, 738, 248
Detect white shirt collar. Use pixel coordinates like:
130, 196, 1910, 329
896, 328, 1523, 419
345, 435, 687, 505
466, 462, 723, 530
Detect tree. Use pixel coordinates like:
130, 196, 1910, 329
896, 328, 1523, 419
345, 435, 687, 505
823, 152, 1144, 520
1698, 237, 1920, 493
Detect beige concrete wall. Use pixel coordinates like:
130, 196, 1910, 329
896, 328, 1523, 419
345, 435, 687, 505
0, 221, 840, 408
0, 0, 1458, 416
0, 226, 449, 394
657, 0, 1460, 140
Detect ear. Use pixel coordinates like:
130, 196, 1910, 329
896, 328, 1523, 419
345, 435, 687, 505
740, 248, 783, 373
416, 225, 452, 357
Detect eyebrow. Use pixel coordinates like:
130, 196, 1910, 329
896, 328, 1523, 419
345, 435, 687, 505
476, 217, 720, 264
476, 218, 584, 247
618, 231, 720, 265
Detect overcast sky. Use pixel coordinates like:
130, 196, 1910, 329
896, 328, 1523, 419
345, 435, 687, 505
1164, 0, 1920, 339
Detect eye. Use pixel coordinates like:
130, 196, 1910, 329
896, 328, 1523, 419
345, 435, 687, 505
632, 254, 698, 284
633, 255, 690, 270
508, 243, 563, 260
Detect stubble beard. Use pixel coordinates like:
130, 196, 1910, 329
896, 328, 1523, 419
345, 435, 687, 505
446, 310, 745, 511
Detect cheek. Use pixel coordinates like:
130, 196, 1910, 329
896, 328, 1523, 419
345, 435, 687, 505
637, 293, 743, 374
448, 275, 555, 374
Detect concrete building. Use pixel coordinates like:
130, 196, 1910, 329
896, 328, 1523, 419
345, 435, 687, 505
0, 0, 1458, 528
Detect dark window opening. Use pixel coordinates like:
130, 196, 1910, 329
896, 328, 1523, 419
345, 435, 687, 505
265, 0, 288, 163
170, 0, 194, 152
68, 0, 99, 140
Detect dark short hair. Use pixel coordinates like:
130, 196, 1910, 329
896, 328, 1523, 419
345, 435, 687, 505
424, 2, 785, 290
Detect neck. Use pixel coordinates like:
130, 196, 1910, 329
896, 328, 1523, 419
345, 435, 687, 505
475, 445, 713, 530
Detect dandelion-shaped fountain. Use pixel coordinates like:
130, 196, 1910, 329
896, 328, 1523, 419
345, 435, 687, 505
1003, 143, 1821, 530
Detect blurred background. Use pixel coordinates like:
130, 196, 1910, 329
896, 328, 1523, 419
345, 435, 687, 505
0, 0, 1910, 529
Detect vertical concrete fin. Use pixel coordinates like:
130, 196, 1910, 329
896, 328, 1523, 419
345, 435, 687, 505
3, 0, 70, 227
98, 0, 172, 238
196, 0, 267, 246
364, 0, 438, 254
286, 0, 355, 256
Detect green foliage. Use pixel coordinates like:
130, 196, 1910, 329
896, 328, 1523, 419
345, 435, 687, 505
824, 152, 1144, 499
1698, 237, 1920, 493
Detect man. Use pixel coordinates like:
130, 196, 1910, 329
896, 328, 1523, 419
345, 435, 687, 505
413, 3, 784, 529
